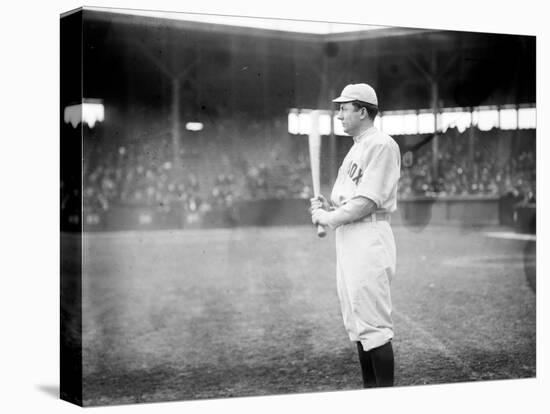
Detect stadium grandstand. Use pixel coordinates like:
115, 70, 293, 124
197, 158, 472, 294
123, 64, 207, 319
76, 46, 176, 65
61, 7, 535, 233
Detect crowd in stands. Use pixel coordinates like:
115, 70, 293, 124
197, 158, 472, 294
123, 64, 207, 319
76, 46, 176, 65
243, 155, 312, 200
83, 136, 210, 219
76, 123, 535, 227
81, 123, 314, 223
397, 127, 535, 204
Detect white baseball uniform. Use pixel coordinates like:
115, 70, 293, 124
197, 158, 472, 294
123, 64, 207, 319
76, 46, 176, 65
330, 126, 401, 352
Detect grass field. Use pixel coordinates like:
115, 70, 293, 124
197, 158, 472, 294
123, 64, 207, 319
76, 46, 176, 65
75, 223, 536, 406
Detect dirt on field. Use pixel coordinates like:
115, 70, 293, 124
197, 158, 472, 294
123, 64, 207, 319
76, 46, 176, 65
77, 224, 536, 406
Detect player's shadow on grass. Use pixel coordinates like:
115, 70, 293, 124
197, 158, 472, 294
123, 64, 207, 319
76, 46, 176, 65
36, 384, 59, 399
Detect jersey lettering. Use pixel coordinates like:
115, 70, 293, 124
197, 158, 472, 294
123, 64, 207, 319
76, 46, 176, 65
347, 162, 363, 186
352, 168, 363, 185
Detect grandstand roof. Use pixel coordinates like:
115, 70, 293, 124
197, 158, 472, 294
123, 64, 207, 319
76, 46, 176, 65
65, 8, 536, 118
79, 6, 430, 39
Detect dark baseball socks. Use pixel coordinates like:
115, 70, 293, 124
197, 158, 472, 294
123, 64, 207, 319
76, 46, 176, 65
356, 341, 394, 387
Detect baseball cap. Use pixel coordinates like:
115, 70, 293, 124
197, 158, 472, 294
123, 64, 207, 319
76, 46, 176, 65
332, 83, 378, 106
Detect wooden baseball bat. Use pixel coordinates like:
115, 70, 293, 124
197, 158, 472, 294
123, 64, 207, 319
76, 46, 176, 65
308, 110, 327, 238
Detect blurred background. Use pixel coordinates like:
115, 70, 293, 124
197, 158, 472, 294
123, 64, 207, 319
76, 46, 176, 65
61, 7, 535, 234
60, 7, 536, 406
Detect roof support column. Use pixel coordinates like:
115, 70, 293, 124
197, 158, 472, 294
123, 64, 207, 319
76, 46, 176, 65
469, 107, 475, 169
430, 50, 440, 190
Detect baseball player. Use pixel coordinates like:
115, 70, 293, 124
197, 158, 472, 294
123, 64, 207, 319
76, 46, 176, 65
310, 83, 400, 387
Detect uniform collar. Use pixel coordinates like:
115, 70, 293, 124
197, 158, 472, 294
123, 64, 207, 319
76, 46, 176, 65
353, 126, 377, 144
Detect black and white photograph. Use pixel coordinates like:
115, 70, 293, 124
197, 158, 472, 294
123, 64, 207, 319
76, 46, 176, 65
58, 5, 538, 407
3, 1, 547, 413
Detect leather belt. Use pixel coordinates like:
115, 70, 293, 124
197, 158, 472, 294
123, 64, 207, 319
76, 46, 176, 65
362, 212, 391, 223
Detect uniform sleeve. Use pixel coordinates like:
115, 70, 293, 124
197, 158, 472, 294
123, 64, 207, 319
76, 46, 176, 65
325, 196, 377, 229
356, 142, 400, 208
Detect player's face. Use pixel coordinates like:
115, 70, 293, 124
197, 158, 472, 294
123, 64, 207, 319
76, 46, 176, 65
337, 103, 362, 135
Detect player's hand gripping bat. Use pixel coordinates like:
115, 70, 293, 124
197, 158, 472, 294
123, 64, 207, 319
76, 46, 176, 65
308, 110, 327, 238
